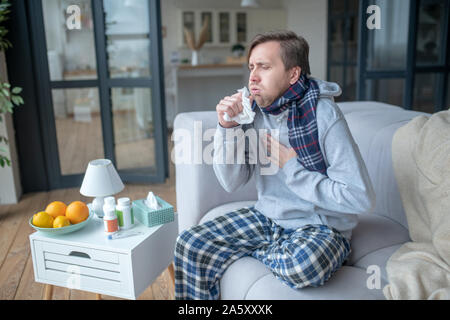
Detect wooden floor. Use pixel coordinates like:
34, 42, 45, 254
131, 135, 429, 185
0, 145, 177, 300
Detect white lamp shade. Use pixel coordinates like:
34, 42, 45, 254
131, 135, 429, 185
80, 159, 124, 197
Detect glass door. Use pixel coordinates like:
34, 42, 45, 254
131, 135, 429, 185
358, 0, 450, 112
413, 0, 450, 113
358, 0, 411, 106
28, 0, 167, 189
327, 0, 359, 102
100, 0, 167, 179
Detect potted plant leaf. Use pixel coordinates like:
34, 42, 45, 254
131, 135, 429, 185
231, 43, 245, 57
0, 0, 24, 168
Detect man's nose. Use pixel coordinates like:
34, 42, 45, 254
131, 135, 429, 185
249, 70, 260, 84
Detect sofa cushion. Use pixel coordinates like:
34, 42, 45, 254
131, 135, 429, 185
199, 201, 257, 224
353, 244, 403, 285
220, 258, 385, 300
338, 102, 425, 163
347, 214, 410, 265
243, 265, 385, 300
338, 102, 427, 229
220, 256, 273, 300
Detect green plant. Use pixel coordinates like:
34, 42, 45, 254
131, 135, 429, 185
0, 0, 12, 51
231, 43, 245, 52
231, 43, 245, 58
0, 0, 23, 168
0, 83, 23, 167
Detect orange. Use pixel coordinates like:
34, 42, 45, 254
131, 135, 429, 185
53, 216, 71, 228
45, 201, 67, 218
65, 201, 89, 224
32, 211, 54, 228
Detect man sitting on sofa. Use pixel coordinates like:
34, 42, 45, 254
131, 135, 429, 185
174, 30, 376, 300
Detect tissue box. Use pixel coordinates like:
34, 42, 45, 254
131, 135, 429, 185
132, 196, 174, 227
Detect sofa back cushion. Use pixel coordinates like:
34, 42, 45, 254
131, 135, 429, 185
338, 102, 428, 229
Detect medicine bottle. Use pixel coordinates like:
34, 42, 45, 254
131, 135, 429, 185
103, 197, 118, 234
117, 197, 134, 230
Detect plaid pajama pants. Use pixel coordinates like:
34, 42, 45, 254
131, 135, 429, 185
174, 207, 351, 300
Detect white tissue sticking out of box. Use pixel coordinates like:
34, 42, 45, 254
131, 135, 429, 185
223, 87, 255, 124
145, 192, 160, 210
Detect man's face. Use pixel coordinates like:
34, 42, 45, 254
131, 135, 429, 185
248, 41, 295, 108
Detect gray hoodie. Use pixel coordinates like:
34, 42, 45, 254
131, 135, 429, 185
213, 79, 376, 240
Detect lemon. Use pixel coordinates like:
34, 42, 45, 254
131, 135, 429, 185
53, 216, 71, 228
32, 211, 54, 228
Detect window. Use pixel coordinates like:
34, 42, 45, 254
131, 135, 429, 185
182, 11, 195, 45
236, 12, 247, 43
357, 0, 450, 113
201, 12, 213, 43
327, 0, 359, 102
219, 12, 230, 43
180, 10, 250, 46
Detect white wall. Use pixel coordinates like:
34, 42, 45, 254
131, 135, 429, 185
282, 0, 328, 80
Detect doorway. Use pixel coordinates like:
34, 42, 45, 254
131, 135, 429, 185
26, 0, 168, 190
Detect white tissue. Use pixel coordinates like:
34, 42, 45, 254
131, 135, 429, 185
223, 87, 255, 124
145, 192, 160, 210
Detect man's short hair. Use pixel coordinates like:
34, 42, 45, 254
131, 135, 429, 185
247, 30, 311, 75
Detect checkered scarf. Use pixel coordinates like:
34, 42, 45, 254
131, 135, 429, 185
252, 74, 328, 175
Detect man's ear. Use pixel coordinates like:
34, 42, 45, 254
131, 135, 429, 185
289, 66, 301, 85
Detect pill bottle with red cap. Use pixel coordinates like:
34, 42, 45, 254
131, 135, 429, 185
103, 196, 118, 235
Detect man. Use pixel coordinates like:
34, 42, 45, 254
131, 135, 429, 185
174, 31, 375, 300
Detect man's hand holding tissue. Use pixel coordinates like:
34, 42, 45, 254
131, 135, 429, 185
216, 92, 253, 128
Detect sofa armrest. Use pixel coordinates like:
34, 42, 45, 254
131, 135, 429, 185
173, 112, 257, 233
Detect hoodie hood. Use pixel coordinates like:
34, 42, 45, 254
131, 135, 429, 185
311, 78, 342, 98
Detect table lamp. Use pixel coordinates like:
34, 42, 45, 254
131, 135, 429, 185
80, 159, 124, 218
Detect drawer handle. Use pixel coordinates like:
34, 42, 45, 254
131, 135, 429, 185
69, 251, 91, 259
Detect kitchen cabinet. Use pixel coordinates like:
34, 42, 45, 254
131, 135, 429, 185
166, 63, 249, 126
180, 9, 248, 47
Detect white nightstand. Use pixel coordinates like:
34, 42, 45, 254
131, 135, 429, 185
29, 213, 178, 300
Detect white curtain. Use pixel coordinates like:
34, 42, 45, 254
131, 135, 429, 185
368, 0, 411, 70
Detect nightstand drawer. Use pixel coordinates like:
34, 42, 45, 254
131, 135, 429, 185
32, 240, 131, 298
39, 241, 119, 265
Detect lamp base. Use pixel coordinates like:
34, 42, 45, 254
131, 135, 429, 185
92, 196, 105, 218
